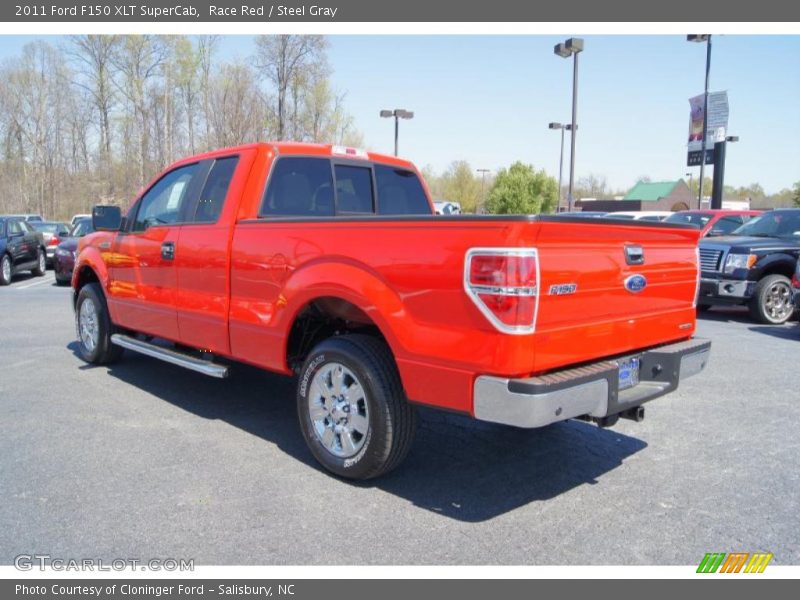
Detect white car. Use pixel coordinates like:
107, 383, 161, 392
606, 211, 673, 222
71, 214, 91, 227
433, 201, 461, 215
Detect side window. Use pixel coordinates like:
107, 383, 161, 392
714, 216, 744, 234
194, 156, 239, 223
132, 163, 198, 232
262, 157, 334, 217
8, 220, 21, 235
375, 165, 431, 215
334, 165, 374, 214
19, 221, 33, 234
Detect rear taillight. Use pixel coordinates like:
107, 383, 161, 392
48, 237, 59, 246
792, 262, 800, 289
464, 248, 539, 334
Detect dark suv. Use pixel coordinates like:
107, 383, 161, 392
698, 209, 800, 324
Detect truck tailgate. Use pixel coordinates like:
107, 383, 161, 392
531, 219, 700, 373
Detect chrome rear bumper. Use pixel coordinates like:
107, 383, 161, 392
474, 338, 711, 428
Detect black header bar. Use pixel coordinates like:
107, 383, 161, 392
3, 0, 800, 22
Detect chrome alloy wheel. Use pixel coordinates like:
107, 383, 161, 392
1, 256, 10, 282
764, 281, 793, 322
308, 362, 370, 458
78, 297, 99, 353
38, 251, 46, 273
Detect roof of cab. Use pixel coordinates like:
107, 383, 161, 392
182, 142, 416, 171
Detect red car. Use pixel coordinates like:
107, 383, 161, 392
664, 209, 762, 237
71, 143, 710, 479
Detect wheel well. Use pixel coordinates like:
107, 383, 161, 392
286, 297, 387, 373
760, 262, 794, 280
72, 266, 100, 308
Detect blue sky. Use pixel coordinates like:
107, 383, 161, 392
1, 34, 798, 193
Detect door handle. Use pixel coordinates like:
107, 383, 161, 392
161, 242, 175, 260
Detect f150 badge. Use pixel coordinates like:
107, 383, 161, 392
548, 283, 577, 295
624, 274, 647, 293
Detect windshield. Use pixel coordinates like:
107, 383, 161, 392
69, 219, 93, 237
733, 212, 800, 238
665, 212, 711, 227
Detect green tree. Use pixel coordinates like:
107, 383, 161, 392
485, 162, 557, 215
439, 160, 480, 213
793, 181, 800, 207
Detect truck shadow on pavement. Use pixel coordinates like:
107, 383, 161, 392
69, 342, 648, 522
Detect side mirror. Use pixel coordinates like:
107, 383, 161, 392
92, 205, 122, 232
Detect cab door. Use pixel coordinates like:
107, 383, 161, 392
107, 162, 204, 342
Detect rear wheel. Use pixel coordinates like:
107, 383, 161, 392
297, 334, 416, 480
749, 274, 794, 324
75, 282, 124, 364
0, 254, 11, 286
32, 249, 46, 276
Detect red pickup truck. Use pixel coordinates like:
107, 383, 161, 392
72, 143, 710, 479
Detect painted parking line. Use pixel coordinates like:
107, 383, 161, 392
15, 278, 55, 290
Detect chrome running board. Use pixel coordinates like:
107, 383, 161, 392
110, 334, 229, 378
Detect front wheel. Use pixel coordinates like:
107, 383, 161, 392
0, 254, 11, 286
297, 334, 417, 480
749, 274, 795, 324
32, 249, 46, 276
75, 282, 124, 364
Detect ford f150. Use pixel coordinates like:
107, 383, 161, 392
698, 209, 800, 324
72, 143, 710, 479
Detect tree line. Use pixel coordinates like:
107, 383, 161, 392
422, 161, 800, 213
0, 35, 363, 220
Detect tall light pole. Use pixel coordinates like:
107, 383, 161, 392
685, 171, 693, 199
476, 168, 490, 213
549, 122, 574, 212
688, 34, 712, 209
380, 109, 414, 156
554, 37, 583, 212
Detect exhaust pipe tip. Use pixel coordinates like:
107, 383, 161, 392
621, 406, 645, 422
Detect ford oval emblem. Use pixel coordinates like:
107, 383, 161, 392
624, 274, 647, 293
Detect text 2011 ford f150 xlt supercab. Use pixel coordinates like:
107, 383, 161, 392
72, 143, 710, 479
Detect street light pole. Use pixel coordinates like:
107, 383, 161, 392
688, 34, 712, 209
686, 171, 693, 199
380, 109, 414, 156
476, 168, 490, 213
549, 122, 571, 211
554, 38, 584, 212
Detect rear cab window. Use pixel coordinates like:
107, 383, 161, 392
260, 155, 431, 217
374, 165, 431, 215
261, 157, 335, 217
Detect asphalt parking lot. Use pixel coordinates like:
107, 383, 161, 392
1, 272, 798, 565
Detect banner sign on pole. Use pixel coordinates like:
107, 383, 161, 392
687, 91, 729, 166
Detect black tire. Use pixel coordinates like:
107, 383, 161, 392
0, 254, 11, 286
75, 282, 124, 364
696, 303, 712, 313
55, 275, 71, 286
748, 274, 794, 325
31, 248, 46, 276
297, 334, 416, 480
